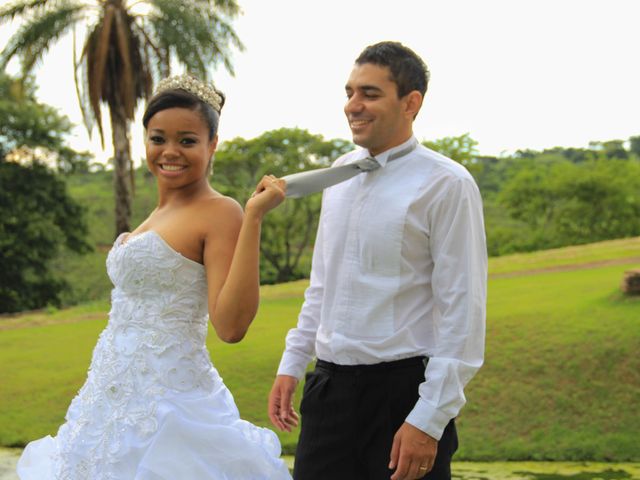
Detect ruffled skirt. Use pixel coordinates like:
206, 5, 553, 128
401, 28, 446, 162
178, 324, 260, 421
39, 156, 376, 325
17, 379, 291, 479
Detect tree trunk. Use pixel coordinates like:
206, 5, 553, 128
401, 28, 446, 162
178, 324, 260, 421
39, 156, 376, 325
110, 102, 132, 237
276, 265, 297, 284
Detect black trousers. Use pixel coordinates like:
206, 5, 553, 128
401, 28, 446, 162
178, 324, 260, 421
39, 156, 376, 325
293, 357, 458, 480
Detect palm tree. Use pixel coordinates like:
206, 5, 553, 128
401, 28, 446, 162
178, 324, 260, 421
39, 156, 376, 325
0, 0, 243, 236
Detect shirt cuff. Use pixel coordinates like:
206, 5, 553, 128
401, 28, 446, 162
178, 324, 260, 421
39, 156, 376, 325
405, 398, 452, 441
276, 351, 311, 380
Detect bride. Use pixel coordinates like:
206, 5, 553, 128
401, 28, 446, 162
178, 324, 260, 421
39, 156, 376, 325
17, 74, 292, 479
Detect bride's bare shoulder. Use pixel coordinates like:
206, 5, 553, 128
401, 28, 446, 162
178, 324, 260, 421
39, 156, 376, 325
198, 192, 242, 213
192, 192, 243, 231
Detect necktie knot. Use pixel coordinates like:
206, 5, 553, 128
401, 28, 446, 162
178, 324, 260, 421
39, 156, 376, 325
283, 156, 380, 198
355, 157, 381, 172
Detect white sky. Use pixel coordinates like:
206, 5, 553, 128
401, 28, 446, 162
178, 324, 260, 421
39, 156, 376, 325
1, 0, 639, 163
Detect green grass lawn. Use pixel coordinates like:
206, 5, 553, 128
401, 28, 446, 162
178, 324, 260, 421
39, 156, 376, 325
451, 461, 640, 479
1, 237, 639, 461
487, 236, 640, 275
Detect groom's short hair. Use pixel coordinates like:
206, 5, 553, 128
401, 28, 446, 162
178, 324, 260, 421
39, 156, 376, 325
355, 41, 430, 99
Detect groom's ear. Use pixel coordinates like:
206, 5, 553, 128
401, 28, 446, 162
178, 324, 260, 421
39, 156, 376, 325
404, 91, 423, 120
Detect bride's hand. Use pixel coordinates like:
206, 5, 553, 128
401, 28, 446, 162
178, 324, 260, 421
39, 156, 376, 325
245, 175, 286, 219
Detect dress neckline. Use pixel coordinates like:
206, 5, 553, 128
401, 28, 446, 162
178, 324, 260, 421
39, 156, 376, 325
116, 230, 205, 269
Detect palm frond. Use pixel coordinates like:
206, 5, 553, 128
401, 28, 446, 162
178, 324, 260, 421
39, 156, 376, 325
192, 0, 241, 18
0, 2, 86, 75
132, 20, 169, 81
205, 10, 243, 75
128, 26, 154, 97
73, 25, 96, 140
147, 0, 243, 79
147, 0, 209, 78
85, 4, 115, 145
0, 0, 51, 24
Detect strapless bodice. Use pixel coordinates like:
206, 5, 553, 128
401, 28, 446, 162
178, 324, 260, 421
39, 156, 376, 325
107, 230, 208, 337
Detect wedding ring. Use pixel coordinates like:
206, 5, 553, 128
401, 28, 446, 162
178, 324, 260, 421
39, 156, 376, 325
419, 465, 428, 470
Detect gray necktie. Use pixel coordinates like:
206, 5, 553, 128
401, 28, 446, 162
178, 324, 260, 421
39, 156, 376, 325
283, 157, 380, 198
283, 140, 418, 198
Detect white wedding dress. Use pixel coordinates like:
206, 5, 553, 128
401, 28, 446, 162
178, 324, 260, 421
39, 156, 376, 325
17, 231, 292, 479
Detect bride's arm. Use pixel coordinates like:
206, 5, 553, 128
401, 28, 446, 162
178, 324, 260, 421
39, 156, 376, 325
203, 177, 285, 343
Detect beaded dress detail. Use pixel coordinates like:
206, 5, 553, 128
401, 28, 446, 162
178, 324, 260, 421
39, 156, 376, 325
17, 231, 291, 479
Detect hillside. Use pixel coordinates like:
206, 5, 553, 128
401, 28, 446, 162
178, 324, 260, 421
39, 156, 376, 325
1, 237, 639, 460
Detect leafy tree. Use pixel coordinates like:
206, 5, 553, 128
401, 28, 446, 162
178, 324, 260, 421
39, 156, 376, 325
213, 128, 352, 283
471, 155, 513, 197
499, 159, 567, 235
499, 157, 640, 251
538, 146, 594, 163
0, 0, 242, 237
588, 139, 628, 160
0, 163, 91, 312
0, 72, 90, 313
0, 74, 91, 172
552, 159, 640, 244
422, 133, 481, 177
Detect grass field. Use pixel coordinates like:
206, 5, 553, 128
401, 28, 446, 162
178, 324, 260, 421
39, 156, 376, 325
1, 237, 639, 461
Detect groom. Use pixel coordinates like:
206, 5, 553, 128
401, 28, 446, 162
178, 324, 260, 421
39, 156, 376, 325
269, 41, 487, 480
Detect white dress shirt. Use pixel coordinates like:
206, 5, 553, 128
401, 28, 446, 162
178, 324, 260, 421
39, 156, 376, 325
277, 136, 487, 440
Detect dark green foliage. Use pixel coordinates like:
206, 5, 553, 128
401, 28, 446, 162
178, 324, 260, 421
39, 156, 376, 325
0, 162, 90, 312
496, 157, 640, 253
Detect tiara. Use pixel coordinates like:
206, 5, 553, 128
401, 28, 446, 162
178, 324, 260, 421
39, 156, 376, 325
153, 74, 224, 113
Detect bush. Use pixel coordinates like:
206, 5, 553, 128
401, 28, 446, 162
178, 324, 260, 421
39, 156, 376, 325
0, 162, 91, 312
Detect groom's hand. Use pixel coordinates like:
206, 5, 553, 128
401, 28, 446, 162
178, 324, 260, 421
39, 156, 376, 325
389, 422, 438, 480
268, 375, 299, 432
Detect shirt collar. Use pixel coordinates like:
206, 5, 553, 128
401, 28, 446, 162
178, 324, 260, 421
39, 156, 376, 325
355, 136, 419, 168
